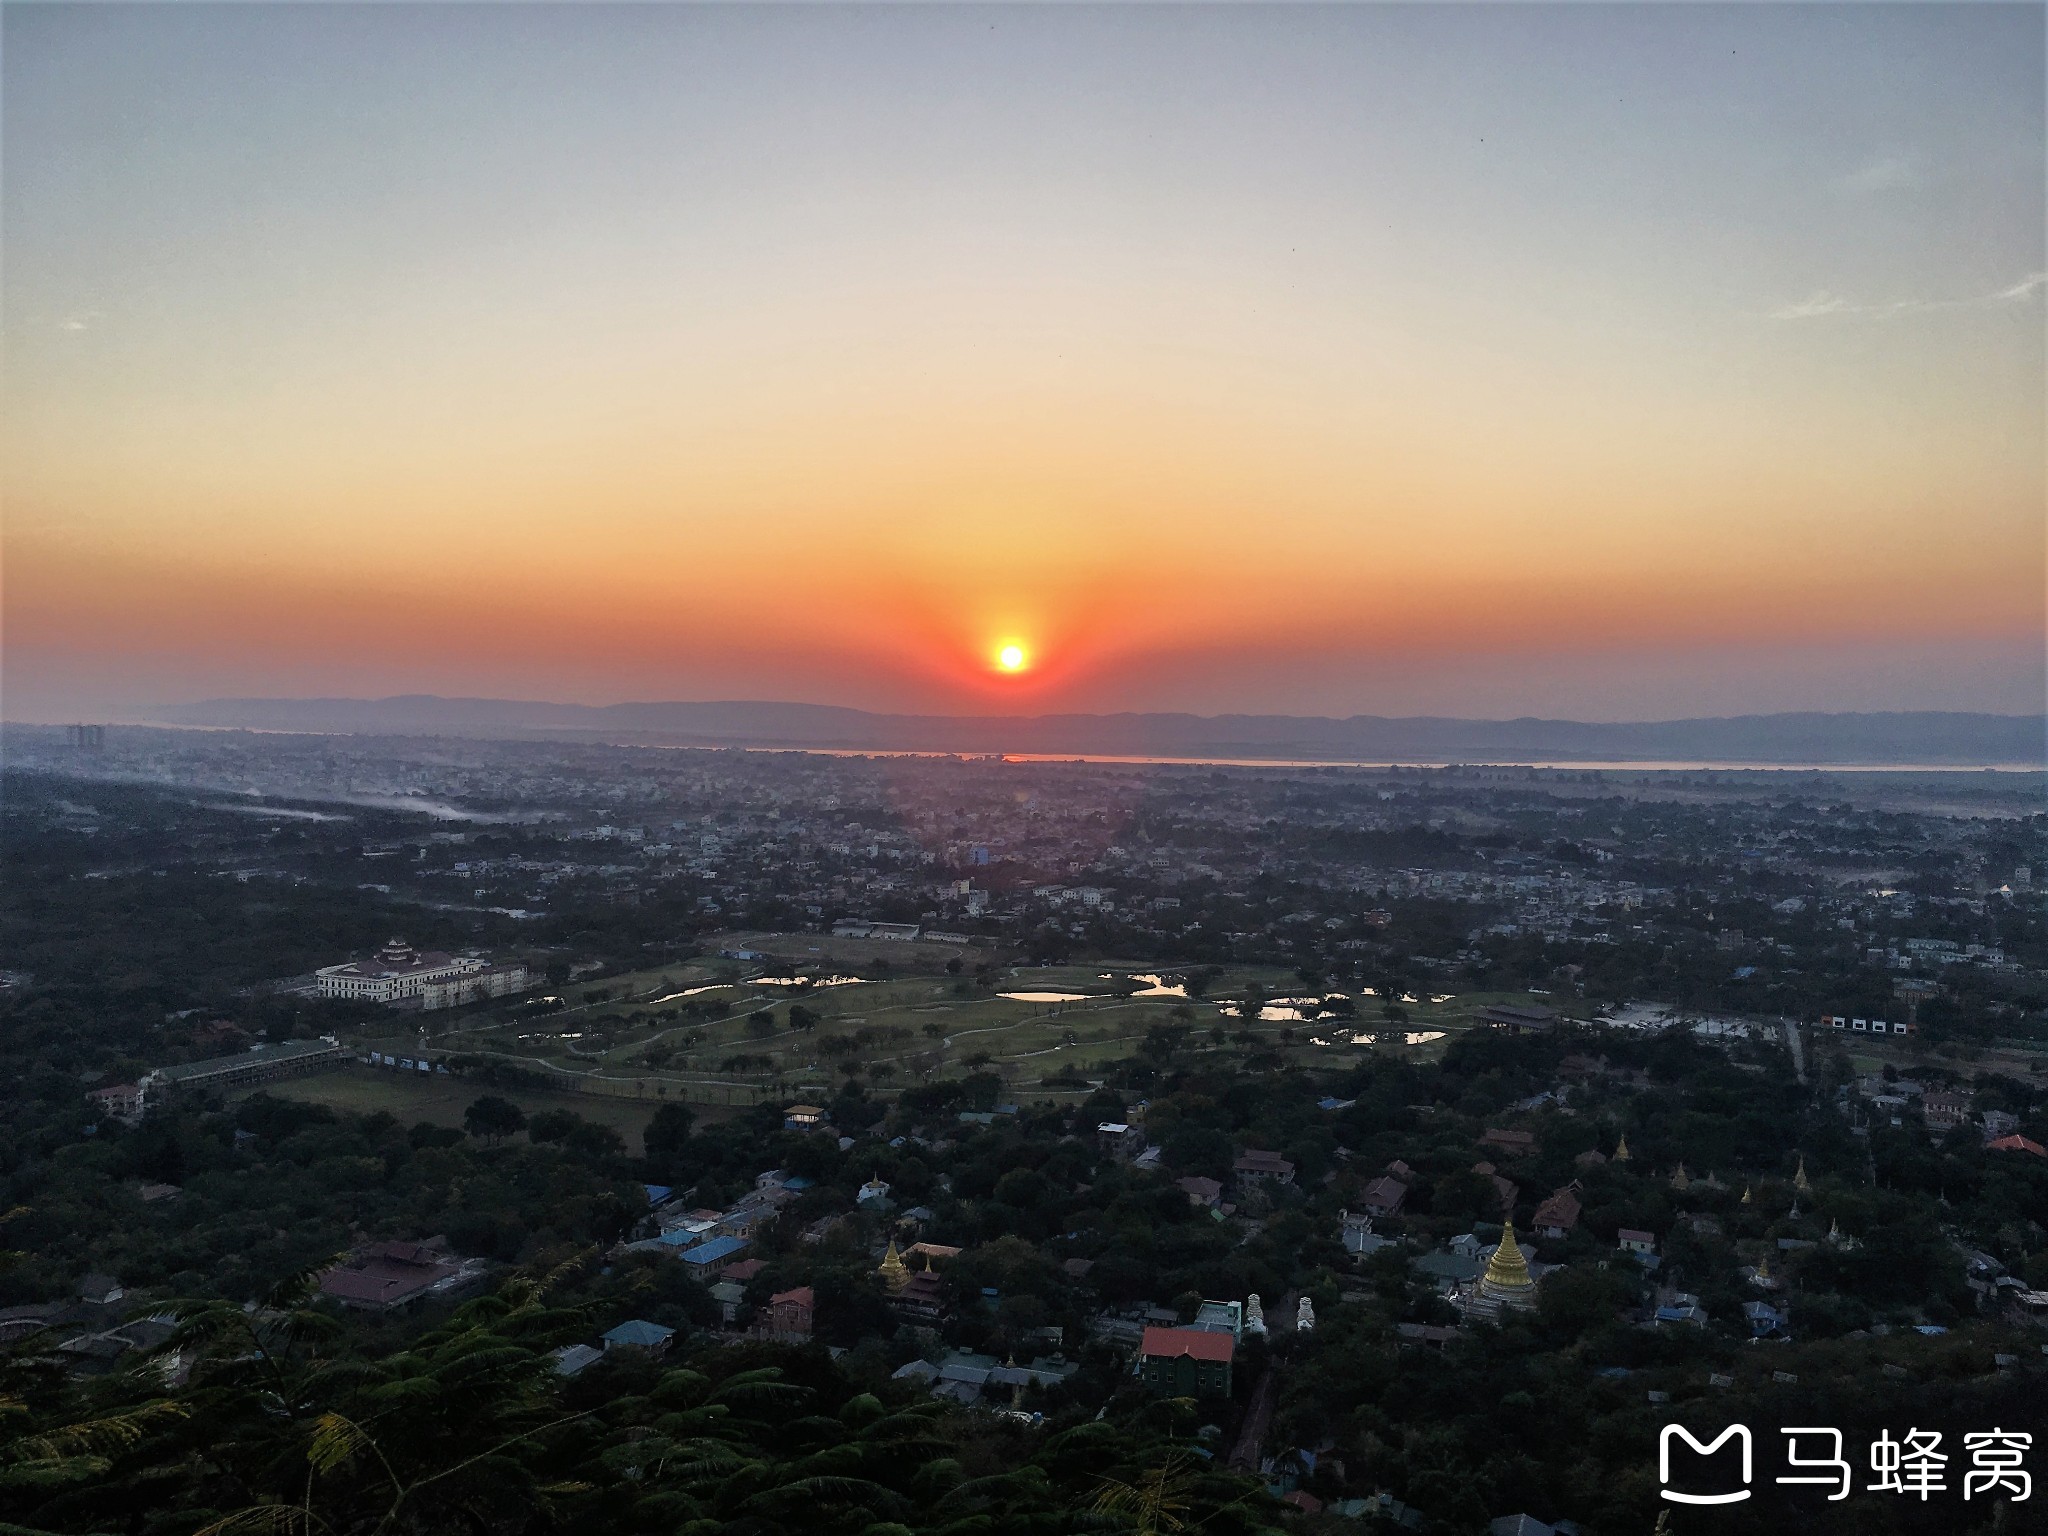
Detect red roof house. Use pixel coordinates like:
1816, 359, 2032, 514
1988, 1134, 2046, 1157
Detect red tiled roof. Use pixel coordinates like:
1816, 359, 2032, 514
319, 1259, 455, 1306
769, 1286, 814, 1308
1988, 1134, 2046, 1157
1534, 1189, 1582, 1229
1141, 1326, 1235, 1362
1362, 1176, 1407, 1212
318, 1241, 457, 1307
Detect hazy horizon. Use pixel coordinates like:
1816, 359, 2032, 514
8, 687, 2048, 733
6, 4, 2043, 722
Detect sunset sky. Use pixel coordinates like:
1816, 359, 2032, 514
5, 3, 2042, 723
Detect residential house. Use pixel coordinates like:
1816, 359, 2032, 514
89, 1083, 146, 1124
986, 1355, 1082, 1406
1360, 1175, 1408, 1218
1341, 1210, 1395, 1259
707, 1280, 746, 1325
1233, 1149, 1295, 1188
1742, 1300, 1788, 1338
1479, 1004, 1557, 1036
1190, 1299, 1243, 1340
676, 1235, 750, 1279
318, 1241, 468, 1312
757, 1286, 814, 1342
1412, 1249, 1485, 1289
1532, 1184, 1582, 1239
1098, 1122, 1146, 1162
550, 1343, 603, 1377
601, 1320, 675, 1358
1471, 1162, 1518, 1214
930, 1352, 998, 1406
1921, 1091, 1972, 1132
1138, 1326, 1235, 1397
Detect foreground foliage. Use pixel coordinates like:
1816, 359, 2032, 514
1, 1275, 1279, 1536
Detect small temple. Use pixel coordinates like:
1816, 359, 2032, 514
1613, 1134, 1631, 1162
878, 1241, 909, 1292
1456, 1222, 1538, 1321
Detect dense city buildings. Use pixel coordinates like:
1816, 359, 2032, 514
1, 722, 2043, 1535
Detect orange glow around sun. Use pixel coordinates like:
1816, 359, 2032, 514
995, 642, 1028, 673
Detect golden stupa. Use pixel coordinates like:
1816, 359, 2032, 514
1670, 1162, 1690, 1192
1612, 1134, 1631, 1162
1740, 1184, 1753, 1204
878, 1240, 909, 1293
1480, 1221, 1536, 1302
1794, 1157, 1811, 1193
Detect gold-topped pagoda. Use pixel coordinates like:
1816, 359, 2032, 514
1794, 1157, 1811, 1193
1670, 1162, 1690, 1192
1455, 1222, 1538, 1322
1480, 1222, 1535, 1302
877, 1241, 909, 1293
1612, 1134, 1631, 1162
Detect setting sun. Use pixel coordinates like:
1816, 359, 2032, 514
996, 643, 1028, 673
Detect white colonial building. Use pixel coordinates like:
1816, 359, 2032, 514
317, 938, 529, 1011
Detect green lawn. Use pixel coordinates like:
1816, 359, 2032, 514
351, 935, 1549, 1103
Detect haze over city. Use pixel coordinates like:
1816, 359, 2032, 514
6, 8, 2048, 1531
5, 3, 2042, 724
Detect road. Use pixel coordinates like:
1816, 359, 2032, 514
1229, 1366, 1278, 1472
1780, 1016, 1807, 1085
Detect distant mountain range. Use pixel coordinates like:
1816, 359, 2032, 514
142, 696, 2047, 766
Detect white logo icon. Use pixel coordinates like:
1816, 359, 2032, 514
1660, 1424, 1753, 1505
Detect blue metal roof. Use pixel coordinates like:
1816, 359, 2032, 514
679, 1235, 747, 1266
